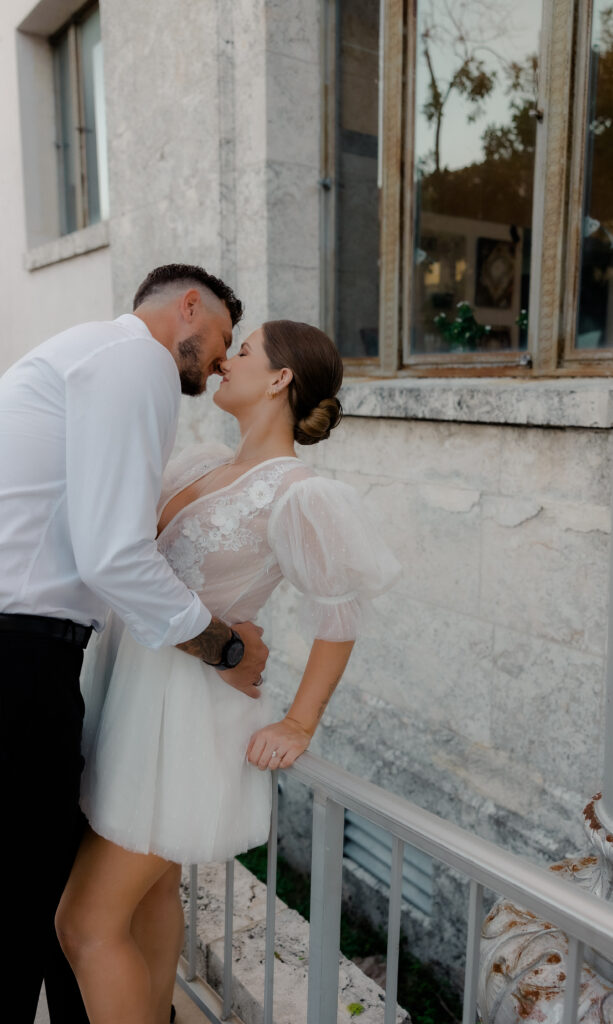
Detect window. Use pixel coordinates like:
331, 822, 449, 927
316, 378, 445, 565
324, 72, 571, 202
322, 0, 613, 376
52, 3, 109, 235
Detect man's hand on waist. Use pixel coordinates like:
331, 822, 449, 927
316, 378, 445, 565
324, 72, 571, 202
176, 617, 269, 699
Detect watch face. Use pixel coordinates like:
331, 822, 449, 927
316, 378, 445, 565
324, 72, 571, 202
226, 638, 244, 668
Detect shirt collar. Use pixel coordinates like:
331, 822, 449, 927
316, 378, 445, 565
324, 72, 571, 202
114, 313, 156, 340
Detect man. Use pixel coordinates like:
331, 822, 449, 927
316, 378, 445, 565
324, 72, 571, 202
0, 264, 268, 1023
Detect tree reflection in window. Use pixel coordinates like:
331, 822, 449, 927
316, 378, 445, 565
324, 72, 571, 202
410, 0, 540, 357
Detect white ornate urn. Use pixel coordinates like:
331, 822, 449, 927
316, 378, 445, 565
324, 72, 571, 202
477, 793, 613, 1022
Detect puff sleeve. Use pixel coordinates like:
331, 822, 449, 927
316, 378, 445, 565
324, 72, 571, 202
268, 476, 400, 641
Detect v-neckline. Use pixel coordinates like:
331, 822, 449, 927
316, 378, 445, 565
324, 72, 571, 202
156, 455, 299, 540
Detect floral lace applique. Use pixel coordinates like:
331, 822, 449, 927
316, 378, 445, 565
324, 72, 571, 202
159, 462, 291, 591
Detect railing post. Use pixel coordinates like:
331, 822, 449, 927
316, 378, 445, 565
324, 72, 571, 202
263, 773, 279, 1024
187, 863, 198, 981
462, 880, 484, 1024
561, 937, 584, 1024
307, 792, 345, 1024
221, 859, 234, 1021
384, 836, 404, 1024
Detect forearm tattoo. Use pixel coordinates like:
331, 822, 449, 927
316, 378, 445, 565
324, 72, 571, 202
316, 676, 342, 722
177, 616, 233, 664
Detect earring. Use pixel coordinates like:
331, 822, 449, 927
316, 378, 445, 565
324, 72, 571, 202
266, 387, 278, 398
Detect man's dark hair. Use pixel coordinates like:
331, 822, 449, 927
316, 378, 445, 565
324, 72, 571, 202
132, 263, 243, 326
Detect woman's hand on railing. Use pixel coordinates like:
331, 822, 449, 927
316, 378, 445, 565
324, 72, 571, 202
246, 716, 311, 771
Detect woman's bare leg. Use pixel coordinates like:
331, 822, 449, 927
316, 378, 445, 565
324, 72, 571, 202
131, 863, 184, 1024
55, 828, 174, 1024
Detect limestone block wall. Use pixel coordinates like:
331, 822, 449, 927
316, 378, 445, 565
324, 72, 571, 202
270, 413, 611, 981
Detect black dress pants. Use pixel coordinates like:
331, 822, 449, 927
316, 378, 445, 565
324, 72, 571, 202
0, 631, 89, 1023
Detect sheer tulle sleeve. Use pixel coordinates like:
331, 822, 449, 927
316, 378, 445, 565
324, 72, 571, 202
268, 476, 401, 641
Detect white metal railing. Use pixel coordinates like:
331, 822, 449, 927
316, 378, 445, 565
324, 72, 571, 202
177, 751, 613, 1024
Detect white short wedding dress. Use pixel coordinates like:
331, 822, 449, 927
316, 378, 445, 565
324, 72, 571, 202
79, 441, 399, 864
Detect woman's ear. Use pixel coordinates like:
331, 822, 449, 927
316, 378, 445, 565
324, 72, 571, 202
271, 367, 293, 393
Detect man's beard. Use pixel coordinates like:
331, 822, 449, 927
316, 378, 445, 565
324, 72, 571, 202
177, 335, 206, 396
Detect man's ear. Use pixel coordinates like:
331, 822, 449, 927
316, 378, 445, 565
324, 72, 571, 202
179, 289, 200, 322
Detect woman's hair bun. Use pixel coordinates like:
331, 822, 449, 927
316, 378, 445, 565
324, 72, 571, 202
295, 397, 343, 446
261, 320, 344, 445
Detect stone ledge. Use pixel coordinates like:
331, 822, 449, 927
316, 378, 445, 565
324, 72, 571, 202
339, 377, 613, 429
181, 861, 409, 1024
24, 220, 110, 271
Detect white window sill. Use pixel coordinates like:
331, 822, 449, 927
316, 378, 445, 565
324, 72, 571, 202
24, 220, 109, 271
340, 377, 613, 429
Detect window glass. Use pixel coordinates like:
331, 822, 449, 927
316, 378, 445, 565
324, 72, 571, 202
54, 32, 78, 235
576, 1, 613, 350
408, 0, 541, 358
80, 6, 109, 224
335, 0, 380, 359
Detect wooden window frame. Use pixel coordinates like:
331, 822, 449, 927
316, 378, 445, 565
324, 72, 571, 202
323, 0, 613, 378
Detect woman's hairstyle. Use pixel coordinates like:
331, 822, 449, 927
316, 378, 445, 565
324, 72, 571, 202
262, 320, 343, 445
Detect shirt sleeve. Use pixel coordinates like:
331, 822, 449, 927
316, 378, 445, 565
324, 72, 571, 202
268, 476, 401, 641
65, 337, 211, 648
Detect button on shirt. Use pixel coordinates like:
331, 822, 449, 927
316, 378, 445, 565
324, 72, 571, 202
0, 313, 211, 648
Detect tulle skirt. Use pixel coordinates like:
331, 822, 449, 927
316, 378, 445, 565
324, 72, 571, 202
79, 616, 273, 864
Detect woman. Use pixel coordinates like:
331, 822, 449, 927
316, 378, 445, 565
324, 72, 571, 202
56, 320, 399, 1024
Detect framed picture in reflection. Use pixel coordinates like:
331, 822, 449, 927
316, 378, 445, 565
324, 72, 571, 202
475, 238, 516, 309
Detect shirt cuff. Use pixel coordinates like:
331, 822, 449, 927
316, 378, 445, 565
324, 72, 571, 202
158, 595, 212, 649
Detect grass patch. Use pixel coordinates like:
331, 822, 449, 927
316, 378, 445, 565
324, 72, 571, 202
237, 845, 462, 1024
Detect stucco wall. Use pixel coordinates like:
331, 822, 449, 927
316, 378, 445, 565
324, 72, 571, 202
0, 0, 113, 372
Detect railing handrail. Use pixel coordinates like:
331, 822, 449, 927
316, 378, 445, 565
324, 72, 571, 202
288, 752, 613, 961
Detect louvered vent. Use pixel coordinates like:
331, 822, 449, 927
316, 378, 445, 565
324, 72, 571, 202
343, 809, 434, 916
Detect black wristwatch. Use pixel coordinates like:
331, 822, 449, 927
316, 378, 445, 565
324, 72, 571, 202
215, 628, 245, 670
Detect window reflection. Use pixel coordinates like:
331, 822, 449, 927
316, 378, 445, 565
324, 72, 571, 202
409, 0, 541, 357
576, 1, 613, 350
335, 0, 380, 359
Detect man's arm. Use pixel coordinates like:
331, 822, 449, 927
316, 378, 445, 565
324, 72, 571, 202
178, 618, 269, 699
65, 338, 210, 649
66, 337, 269, 695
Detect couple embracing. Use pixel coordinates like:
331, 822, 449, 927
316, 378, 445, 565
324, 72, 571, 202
0, 263, 398, 1024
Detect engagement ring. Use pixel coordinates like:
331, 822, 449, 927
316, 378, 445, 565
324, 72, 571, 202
271, 750, 278, 758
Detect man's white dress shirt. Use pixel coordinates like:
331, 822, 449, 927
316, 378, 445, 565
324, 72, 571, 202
0, 313, 211, 648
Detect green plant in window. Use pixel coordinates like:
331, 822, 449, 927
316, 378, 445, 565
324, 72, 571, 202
515, 308, 528, 332
433, 301, 491, 351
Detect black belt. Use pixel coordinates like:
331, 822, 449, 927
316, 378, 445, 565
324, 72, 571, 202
0, 613, 93, 649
